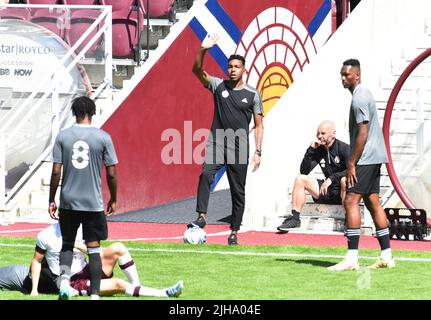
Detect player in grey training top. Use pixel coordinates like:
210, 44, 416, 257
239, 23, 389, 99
189, 33, 264, 245
49, 96, 118, 300
0, 265, 30, 293
52, 121, 118, 211
327, 59, 394, 272
0, 264, 59, 295
349, 85, 388, 165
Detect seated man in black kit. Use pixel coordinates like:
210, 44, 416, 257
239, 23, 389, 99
277, 120, 349, 232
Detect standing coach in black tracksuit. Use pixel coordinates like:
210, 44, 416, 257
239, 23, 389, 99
187, 33, 264, 245
277, 120, 349, 232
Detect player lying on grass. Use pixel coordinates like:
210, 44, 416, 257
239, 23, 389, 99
0, 222, 183, 298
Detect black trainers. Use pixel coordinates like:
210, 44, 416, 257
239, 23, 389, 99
277, 216, 301, 232
187, 216, 206, 229
227, 233, 238, 245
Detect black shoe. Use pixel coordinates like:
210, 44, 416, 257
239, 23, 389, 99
277, 216, 301, 231
228, 233, 238, 245
187, 216, 206, 229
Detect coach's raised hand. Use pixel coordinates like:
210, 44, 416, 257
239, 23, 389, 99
201, 33, 220, 50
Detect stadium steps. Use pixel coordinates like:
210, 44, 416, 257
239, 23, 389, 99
5, 3, 430, 228
261, 54, 431, 234
108, 7, 186, 90
374, 17, 431, 212
4, 3, 191, 224
259, 168, 371, 235
262, 197, 369, 235
265, 204, 347, 233
4, 161, 54, 224
254, 3, 431, 234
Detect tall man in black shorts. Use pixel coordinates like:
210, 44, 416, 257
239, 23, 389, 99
277, 120, 349, 232
328, 59, 394, 271
188, 33, 264, 245
49, 96, 118, 298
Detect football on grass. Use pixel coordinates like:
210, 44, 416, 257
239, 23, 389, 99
183, 226, 207, 244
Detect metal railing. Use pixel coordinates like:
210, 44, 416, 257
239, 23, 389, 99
382, 47, 431, 209
0, 4, 113, 210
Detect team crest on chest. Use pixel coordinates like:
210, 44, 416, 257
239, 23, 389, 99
334, 156, 340, 164
222, 90, 229, 98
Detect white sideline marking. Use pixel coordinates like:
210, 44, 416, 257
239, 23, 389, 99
126, 248, 431, 262
0, 243, 34, 248
115, 230, 234, 241
0, 243, 430, 262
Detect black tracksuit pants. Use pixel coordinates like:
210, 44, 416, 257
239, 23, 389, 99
196, 161, 248, 231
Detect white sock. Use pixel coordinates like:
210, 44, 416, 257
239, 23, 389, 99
60, 278, 70, 289
380, 248, 392, 261
125, 283, 166, 297
119, 251, 141, 286
346, 250, 358, 263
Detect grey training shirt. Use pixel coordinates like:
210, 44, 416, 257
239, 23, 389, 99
349, 84, 388, 165
0, 265, 29, 292
52, 124, 118, 211
208, 76, 263, 134
205, 77, 263, 164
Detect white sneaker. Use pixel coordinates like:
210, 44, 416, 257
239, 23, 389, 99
166, 281, 183, 298
367, 258, 396, 269
58, 282, 79, 300
327, 259, 359, 272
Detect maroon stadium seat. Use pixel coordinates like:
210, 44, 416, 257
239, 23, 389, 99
25, 0, 59, 4
104, 0, 145, 19
30, 8, 67, 39
66, 9, 104, 54
104, 0, 145, 59
62, 0, 105, 5
111, 9, 143, 58
136, 0, 146, 16
62, 0, 107, 54
0, 7, 31, 20
103, 0, 135, 13
142, 0, 174, 18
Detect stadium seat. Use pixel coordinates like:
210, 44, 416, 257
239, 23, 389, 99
62, 0, 105, 5
104, 0, 146, 17
142, 0, 174, 18
30, 8, 67, 39
103, 0, 145, 59
103, 0, 135, 13
24, 1, 62, 17
66, 9, 104, 55
136, 0, 146, 16
25, 0, 60, 4
62, 1, 107, 55
111, 9, 143, 58
0, 7, 31, 20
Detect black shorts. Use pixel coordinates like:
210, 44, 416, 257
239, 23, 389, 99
22, 262, 59, 294
59, 209, 108, 243
347, 164, 381, 195
312, 179, 343, 205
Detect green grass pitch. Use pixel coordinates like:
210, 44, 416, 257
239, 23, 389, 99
0, 237, 430, 300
